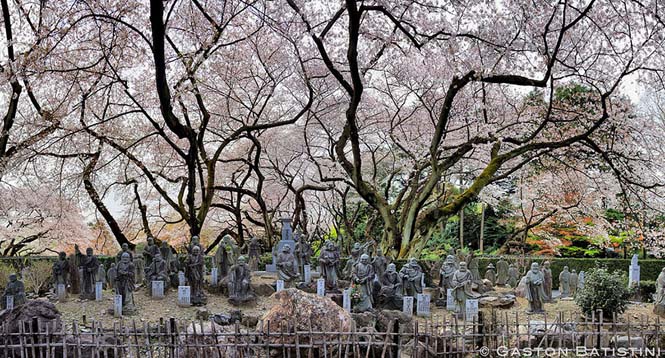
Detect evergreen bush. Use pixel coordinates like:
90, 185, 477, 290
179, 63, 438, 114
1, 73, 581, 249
575, 267, 631, 317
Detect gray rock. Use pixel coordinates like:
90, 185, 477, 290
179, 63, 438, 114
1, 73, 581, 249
195, 308, 210, 320
611, 336, 644, 349
251, 283, 275, 297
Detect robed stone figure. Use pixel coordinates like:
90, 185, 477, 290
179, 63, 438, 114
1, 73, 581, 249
570, 269, 578, 296
79, 248, 100, 300
214, 235, 238, 279
450, 262, 480, 316
542, 261, 553, 302
115, 252, 136, 314
559, 266, 571, 298
352, 254, 374, 312
525, 263, 546, 314
68, 245, 84, 294
379, 263, 403, 309
496, 257, 509, 286
2, 274, 26, 309
227, 256, 254, 305
52, 251, 70, 288
400, 258, 423, 296
485, 263, 496, 286
186, 246, 207, 305
276, 245, 300, 283
146, 253, 169, 291
439, 255, 457, 297
143, 237, 160, 268
319, 240, 340, 291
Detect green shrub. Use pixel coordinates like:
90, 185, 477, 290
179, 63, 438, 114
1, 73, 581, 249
575, 267, 631, 317
23, 260, 53, 295
637, 280, 656, 303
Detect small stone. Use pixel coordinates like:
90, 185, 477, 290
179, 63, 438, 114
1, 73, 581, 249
195, 308, 210, 320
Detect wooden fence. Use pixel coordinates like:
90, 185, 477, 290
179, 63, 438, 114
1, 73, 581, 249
0, 310, 663, 357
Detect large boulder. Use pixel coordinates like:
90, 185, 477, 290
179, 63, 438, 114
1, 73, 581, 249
258, 289, 352, 344
0, 299, 62, 334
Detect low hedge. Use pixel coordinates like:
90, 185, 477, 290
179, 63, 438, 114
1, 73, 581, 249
476, 257, 665, 288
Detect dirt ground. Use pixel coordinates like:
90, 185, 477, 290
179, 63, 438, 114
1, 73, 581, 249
51, 275, 659, 329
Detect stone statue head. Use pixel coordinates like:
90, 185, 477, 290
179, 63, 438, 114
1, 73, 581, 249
408, 257, 417, 266
147, 237, 154, 245
121, 243, 129, 251
509, 263, 515, 269
121, 252, 130, 263
445, 255, 455, 263
8, 273, 17, 282
86, 248, 93, 256
282, 245, 292, 253
238, 256, 247, 265
110, 263, 116, 268
353, 243, 361, 250
530, 262, 540, 272
192, 246, 201, 255
360, 254, 370, 265
572, 269, 576, 273
387, 263, 396, 273
459, 262, 468, 272
154, 253, 162, 262
325, 241, 334, 249
543, 261, 550, 268
487, 263, 495, 270
192, 235, 200, 244
59, 252, 66, 260
563, 266, 569, 271
161, 241, 169, 248
99, 263, 105, 270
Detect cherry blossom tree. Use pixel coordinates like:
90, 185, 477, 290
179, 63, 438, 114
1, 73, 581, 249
281, 0, 665, 257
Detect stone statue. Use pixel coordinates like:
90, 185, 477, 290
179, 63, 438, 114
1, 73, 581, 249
186, 245, 206, 305
467, 253, 481, 281
146, 253, 169, 291
319, 240, 340, 292
507, 263, 519, 288
294, 234, 313, 276
343, 243, 364, 279
114, 252, 136, 314
227, 256, 254, 305
450, 262, 480, 317
276, 245, 300, 283
439, 255, 457, 295
116, 243, 134, 263
379, 263, 403, 309
68, 245, 84, 294
79, 248, 100, 300
214, 235, 238, 278
143, 237, 160, 268
559, 266, 571, 298
524, 263, 546, 314
107, 263, 117, 290
352, 254, 375, 312
247, 236, 262, 271
485, 263, 496, 286
399, 258, 423, 297
654, 268, 665, 316
570, 269, 578, 296
542, 261, 553, 302
96, 263, 107, 289
371, 254, 389, 278
52, 251, 70, 288
496, 257, 509, 286
188, 235, 205, 254
2, 274, 26, 309
134, 256, 145, 286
